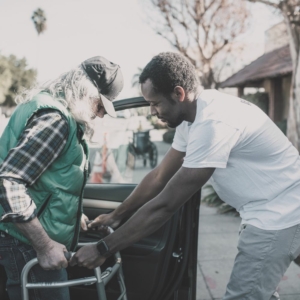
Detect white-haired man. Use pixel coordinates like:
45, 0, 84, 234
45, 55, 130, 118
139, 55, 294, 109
0, 56, 123, 300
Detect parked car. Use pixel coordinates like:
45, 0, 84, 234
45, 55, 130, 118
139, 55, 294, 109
0, 97, 200, 300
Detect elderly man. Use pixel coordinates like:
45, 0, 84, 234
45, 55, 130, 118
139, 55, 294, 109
72, 52, 300, 300
0, 56, 123, 300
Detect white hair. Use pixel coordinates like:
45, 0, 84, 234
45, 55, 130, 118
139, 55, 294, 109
15, 65, 99, 140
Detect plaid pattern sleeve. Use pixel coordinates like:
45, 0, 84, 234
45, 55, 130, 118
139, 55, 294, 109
0, 109, 69, 223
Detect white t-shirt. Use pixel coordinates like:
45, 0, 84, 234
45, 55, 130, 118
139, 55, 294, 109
172, 89, 300, 230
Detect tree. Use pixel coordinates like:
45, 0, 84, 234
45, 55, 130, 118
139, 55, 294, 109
0, 58, 12, 105
248, 0, 300, 149
132, 67, 144, 93
0, 54, 37, 107
146, 0, 250, 88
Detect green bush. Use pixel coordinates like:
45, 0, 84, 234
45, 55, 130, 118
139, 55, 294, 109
242, 92, 287, 135
241, 92, 269, 114
148, 115, 168, 130
0, 54, 37, 107
275, 119, 287, 135
201, 184, 237, 214
163, 129, 175, 144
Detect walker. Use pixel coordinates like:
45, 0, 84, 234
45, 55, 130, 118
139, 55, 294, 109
21, 228, 127, 300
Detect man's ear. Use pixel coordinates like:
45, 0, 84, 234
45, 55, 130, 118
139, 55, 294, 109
173, 86, 185, 102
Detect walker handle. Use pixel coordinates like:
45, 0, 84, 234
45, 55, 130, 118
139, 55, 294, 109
64, 251, 73, 261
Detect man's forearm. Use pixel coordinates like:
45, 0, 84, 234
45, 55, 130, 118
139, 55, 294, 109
110, 148, 185, 222
15, 217, 53, 252
16, 217, 69, 270
106, 173, 192, 252
105, 167, 214, 254
106, 190, 174, 254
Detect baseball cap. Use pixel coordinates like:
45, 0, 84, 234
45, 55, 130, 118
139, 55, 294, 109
81, 56, 124, 118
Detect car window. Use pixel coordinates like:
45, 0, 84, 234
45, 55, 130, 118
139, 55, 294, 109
87, 107, 171, 184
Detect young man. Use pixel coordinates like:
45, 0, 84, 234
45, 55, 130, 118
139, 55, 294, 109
71, 52, 300, 300
0, 56, 123, 300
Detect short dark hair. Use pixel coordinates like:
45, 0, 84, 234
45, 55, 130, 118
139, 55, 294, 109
139, 52, 199, 95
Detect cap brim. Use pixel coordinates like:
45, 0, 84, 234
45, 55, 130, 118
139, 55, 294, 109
100, 94, 117, 118
102, 67, 124, 100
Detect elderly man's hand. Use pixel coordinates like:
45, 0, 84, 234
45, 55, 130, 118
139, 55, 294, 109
36, 240, 69, 270
69, 244, 106, 269
87, 212, 121, 230
80, 213, 89, 232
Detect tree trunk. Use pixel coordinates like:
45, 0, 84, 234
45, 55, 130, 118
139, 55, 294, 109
201, 68, 215, 89
284, 4, 300, 150
288, 48, 300, 150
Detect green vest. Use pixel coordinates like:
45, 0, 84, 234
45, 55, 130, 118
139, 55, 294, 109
0, 92, 89, 251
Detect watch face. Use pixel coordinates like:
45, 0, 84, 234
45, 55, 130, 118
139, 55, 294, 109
97, 240, 109, 256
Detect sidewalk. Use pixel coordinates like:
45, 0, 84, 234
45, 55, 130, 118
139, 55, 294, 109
196, 204, 300, 300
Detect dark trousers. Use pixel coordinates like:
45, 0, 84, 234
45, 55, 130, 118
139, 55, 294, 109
0, 232, 70, 300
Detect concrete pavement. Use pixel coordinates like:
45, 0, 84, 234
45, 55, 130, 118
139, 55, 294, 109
196, 204, 300, 300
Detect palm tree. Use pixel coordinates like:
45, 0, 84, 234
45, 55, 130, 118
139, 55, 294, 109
31, 8, 47, 71
31, 8, 47, 35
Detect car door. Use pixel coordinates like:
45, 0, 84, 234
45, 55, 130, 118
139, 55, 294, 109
67, 97, 200, 300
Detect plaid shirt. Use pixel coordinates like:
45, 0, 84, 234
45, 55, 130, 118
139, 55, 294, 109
0, 109, 69, 223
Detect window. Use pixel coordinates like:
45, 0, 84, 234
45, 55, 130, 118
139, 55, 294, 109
87, 105, 170, 184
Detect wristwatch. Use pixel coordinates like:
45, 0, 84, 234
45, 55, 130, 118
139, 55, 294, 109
96, 239, 112, 257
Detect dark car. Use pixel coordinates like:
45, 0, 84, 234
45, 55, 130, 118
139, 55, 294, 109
0, 97, 200, 300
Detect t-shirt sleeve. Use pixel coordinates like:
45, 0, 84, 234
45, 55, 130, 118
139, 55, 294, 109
172, 124, 188, 152
183, 119, 241, 168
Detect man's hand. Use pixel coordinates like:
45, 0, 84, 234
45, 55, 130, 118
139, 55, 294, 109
36, 240, 69, 270
88, 213, 121, 230
15, 217, 69, 270
80, 213, 89, 232
69, 244, 106, 269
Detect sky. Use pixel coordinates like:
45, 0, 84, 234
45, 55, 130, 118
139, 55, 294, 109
0, 0, 282, 99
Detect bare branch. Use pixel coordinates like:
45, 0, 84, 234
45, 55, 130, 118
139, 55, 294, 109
204, 0, 217, 14
208, 39, 229, 60
147, 0, 250, 88
247, 0, 280, 9
160, 5, 197, 64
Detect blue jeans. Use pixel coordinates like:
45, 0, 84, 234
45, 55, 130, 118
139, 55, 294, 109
0, 232, 70, 300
